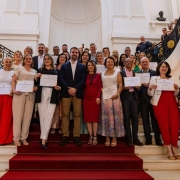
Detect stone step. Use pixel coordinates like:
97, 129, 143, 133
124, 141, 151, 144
0, 171, 7, 178
139, 155, 180, 171
0, 155, 14, 171
146, 171, 180, 180
0, 145, 17, 155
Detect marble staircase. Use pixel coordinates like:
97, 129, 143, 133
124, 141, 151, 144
0, 126, 180, 180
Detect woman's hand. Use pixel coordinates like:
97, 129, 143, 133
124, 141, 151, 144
35, 73, 41, 80
9, 90, 13, 96
54, 86, 61, 91
33, 86, 38, 92
149, 84, 157, 91
13, 90, 22, 95
111, 94, 119, 99
174, 84, 179, 90
96, 98, 100, 104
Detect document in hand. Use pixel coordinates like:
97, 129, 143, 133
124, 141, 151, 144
124, 77, 141, 87
135, 73, 150, 84
0, 83, 11, 94
103, 84, 117, 100
156, 79, 174, 91
16, 80, 34, 92
40, 74, 57, 87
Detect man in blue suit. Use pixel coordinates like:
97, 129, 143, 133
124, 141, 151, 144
59, 47, 86, 146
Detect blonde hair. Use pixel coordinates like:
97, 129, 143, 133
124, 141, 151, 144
22, 54, 34, 68
40, 54, 55, 70
13, 51, 23, 63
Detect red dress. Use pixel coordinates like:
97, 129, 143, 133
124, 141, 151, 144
83, 74, 102, 122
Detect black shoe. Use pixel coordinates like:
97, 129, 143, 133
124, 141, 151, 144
41, 143, 47, 149
59, 136, 69, 146
74, 137, 82, 146
145, 139, 152, 145
155, 139, 163, 146
133, 138, 143, 146
127, 138, 133, 146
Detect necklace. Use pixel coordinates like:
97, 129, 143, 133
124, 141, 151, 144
106, 70, 114, 75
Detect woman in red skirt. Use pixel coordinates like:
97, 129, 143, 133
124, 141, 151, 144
0, 57, 14, 145
83, 61, 102, 145
148, 61, 180, 160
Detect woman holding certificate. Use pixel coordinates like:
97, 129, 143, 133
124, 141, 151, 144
12, 54, 37, 146
83, 60, 102, 145
148, 61, 180, 160
0, 57, 14, 145
98, 57, 125, 147
35, 54, 61, 149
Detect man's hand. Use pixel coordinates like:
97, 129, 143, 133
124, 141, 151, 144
68, 87, 77, 96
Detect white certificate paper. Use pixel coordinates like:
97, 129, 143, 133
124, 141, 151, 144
103, 84, 117, 100
40, 74, 57, 87
149, 62, 157, 71
156, 79, 174, 91
0, 83, 11, 95
16, 80, 34, 92
124, 77, 141, 87
135, 73, 150, 83
96, 65, 106, 74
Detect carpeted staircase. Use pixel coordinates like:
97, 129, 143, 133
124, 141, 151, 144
1, 122, 153, 180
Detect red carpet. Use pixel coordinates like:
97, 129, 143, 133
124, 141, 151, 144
1, 121, 154, 180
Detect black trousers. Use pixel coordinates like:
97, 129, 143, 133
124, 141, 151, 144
140, 102, 161, 140
121, 93, 138, 140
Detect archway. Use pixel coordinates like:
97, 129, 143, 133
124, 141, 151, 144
49, 0, 102, 51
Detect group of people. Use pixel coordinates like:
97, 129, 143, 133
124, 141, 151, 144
0, 42, 180, 161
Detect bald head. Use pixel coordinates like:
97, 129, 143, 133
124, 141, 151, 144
140, 57, 150, 71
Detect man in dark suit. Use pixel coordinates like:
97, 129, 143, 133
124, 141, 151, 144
161, 28, 168, 41
136, 36, 152, 53
89, 43, 97, 62
120, 58, 143, 146
137, 57, 162, 146
33, 43, 45, 71
59, 47, 86, 146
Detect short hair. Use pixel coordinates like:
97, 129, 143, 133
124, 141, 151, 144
95, 51, 104, 62
102, 47, 110, 54
53, 46, 59, 49
38, 43, 45, 47
86, 60, 97, 73
14, 51, 23, 61
24, 45, 33, 55
104, 56, 115, 68
56, 53, 67, 65
70, 47, 79, 53
90, 43, 96, 46
62, 44, 67, 47
162, 27, 167, 30
22, 54, 34, 68
156, 61, 171, 78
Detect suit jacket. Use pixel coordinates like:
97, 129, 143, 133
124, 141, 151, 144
148, 76, 179, 106
33, 56, 38, 71
137, 69, 156, 103
120, 70, 139, 101
59, 61, 86, 99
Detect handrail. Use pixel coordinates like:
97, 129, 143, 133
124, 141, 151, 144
144, 17, 180, 63
0, 44, 14, 68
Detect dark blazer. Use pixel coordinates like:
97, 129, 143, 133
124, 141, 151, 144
120, 70, 139, 101
59, 61, 86, 99
33, 56, 38, 71
35, 68, 60, 104
136, 69, 156, 103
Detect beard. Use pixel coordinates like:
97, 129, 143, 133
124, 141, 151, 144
39, 50, 44, 55
71, 55, 78, 60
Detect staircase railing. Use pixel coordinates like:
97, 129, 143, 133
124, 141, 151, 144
0, 44, 14, 69
144, 17, 180, 63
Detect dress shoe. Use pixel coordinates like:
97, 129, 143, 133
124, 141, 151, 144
74, 137, 82, 146
41, 143, 47, 150
127, 139, 133, 146
145, 139, 152, 145
59, 136, 69, 146
133, 138, 143, 146
155, 139, 163, 146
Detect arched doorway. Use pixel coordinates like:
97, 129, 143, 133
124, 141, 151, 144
49, 0, 102, 51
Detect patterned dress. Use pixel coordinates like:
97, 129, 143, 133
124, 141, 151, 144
98, 71, 125, 137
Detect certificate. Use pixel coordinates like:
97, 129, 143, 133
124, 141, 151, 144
135, 73, 150, 83
96, 65, 106, 74
103, 84, 117, 100
124, 77, 141, 87
156, 79, 174, 91
0, 83, 11, 95
16, 80, 34, 92
40, 74, 57, 87
149, 62, 157, 71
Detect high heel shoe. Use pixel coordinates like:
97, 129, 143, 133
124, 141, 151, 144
111, 137, 117, 147
105, 137, 110, 146
88, 135, 93, 145
167, 151, 176, 160
171, 147, 180, 160
93, 136, 98, 145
